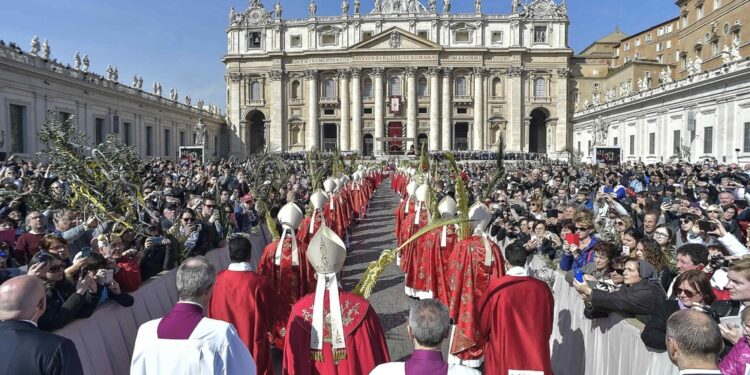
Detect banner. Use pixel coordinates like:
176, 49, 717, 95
179, 146, 205, 164
594, 147, 621, 165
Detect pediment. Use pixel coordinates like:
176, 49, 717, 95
349, 27, 442, 51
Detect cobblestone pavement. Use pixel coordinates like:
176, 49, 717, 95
340, 178, 417, 362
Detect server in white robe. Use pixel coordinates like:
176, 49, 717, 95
130, 256, 256, 375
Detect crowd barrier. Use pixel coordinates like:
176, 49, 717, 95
550, 271, 679, 375
56, 248, 231, 375
55, 249, 679, 375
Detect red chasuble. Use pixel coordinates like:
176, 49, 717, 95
258, 237, 316, 349
297, 214, 323, 245
405, 225, 458, 304
324, 195, 348, 240
394, 198, 415, 246
477, 275, 554, 375
208, 269, 277, 375
281, 291, 390, 375
445, 236, 505, 362
398, 208, 429, 274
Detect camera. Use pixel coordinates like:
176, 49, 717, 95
708, 254, 732, 270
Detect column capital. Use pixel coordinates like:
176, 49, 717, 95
441, 66, 454, 77
227, 73, 244, 82
473, 67, 489, 77
304, 69, 318, 79
427, 66, 441, 76
268, 70, 286, 81
350, 67, 362, 77
371, 67, 385, 77
507, 66, 524, 77
405, 66, 418, 76
337, 69, 351, 78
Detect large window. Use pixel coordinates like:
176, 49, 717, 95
417, 77, 427, 97
180, 130, 186, 146
9, 104, 25, 153
248, 31, 262, 49
534, 27, 547, 44
145, 126, 153, 156
455, 31, 470, 43
250, 80, 262, 100
321, 33, 337, 46
649, 133, 656, 154
674, 130, 681, 154
164, 128, 171, 157
491, 31, 503, 44
704, 126, 713, 153
290, 35, 302, 48
534, 78, 546, 97
95, 118, 105, 144
389, 77, 402, 96
363, 78, 373, 98
124, 122, 132, 146
322, 79, 336, 98
744, 123, 750, 152
455, 76, 467, 96
629, 135, 635, 155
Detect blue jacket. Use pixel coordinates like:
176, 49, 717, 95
560, 236, 599, 272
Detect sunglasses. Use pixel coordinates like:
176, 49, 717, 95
675, 288, 701, 298
203, 204, 216, 208
575, 227, 590, 232
47, 265, 63, 273
611, 268, 625, 275
182, 217, 196, 222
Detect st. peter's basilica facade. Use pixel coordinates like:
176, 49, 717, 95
224, 0, 572, 156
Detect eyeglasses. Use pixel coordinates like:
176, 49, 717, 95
653, 232, 669, 239
615, 221, 626, 226
611, 268, 625, 275
182, 217, 196, 222
47, 265, 63, 273
675, 288, 701, 298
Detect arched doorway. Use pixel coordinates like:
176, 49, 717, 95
417, 133, 428, 152
529, 108, 548, 154
388, 122, 403, 155
363, 134, 374, 156
454, 122, 469, 151
246, 110, 266, 154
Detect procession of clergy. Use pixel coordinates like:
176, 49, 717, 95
130, 166, 554, 375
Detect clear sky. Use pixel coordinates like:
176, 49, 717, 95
0, 0, 677, 108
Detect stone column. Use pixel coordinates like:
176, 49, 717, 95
339, 69, 351, 151
305, 69, 319, 150
506, 66, 523, 152
441, 67, 453, 151
473, 67, 485, 151
406, 67, 418, 151
351, 68, 362, 152
269, 70, 286, 151
373, 67, 385, 155
428, 67, 441, 151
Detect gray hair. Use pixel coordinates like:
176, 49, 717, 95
408, 299, 450, 348
176, 256, 216, 302
666, 310, 723, 362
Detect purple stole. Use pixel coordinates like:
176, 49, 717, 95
405, 350, 449, 375
157, 303, 204, 340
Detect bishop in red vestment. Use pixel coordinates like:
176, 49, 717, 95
445, 203, 505, 367
400, 184, 431, 280
209, 236, 277, 375
406, 196, 459, 303
282, 226, 390, 375
323, 178, 348, 240
297, 191, 327, 245
477, 241, 554, 375
258, 203, 316, 349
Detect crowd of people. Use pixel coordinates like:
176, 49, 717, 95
388, 158, 750, 373
2, 149, 750, 374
